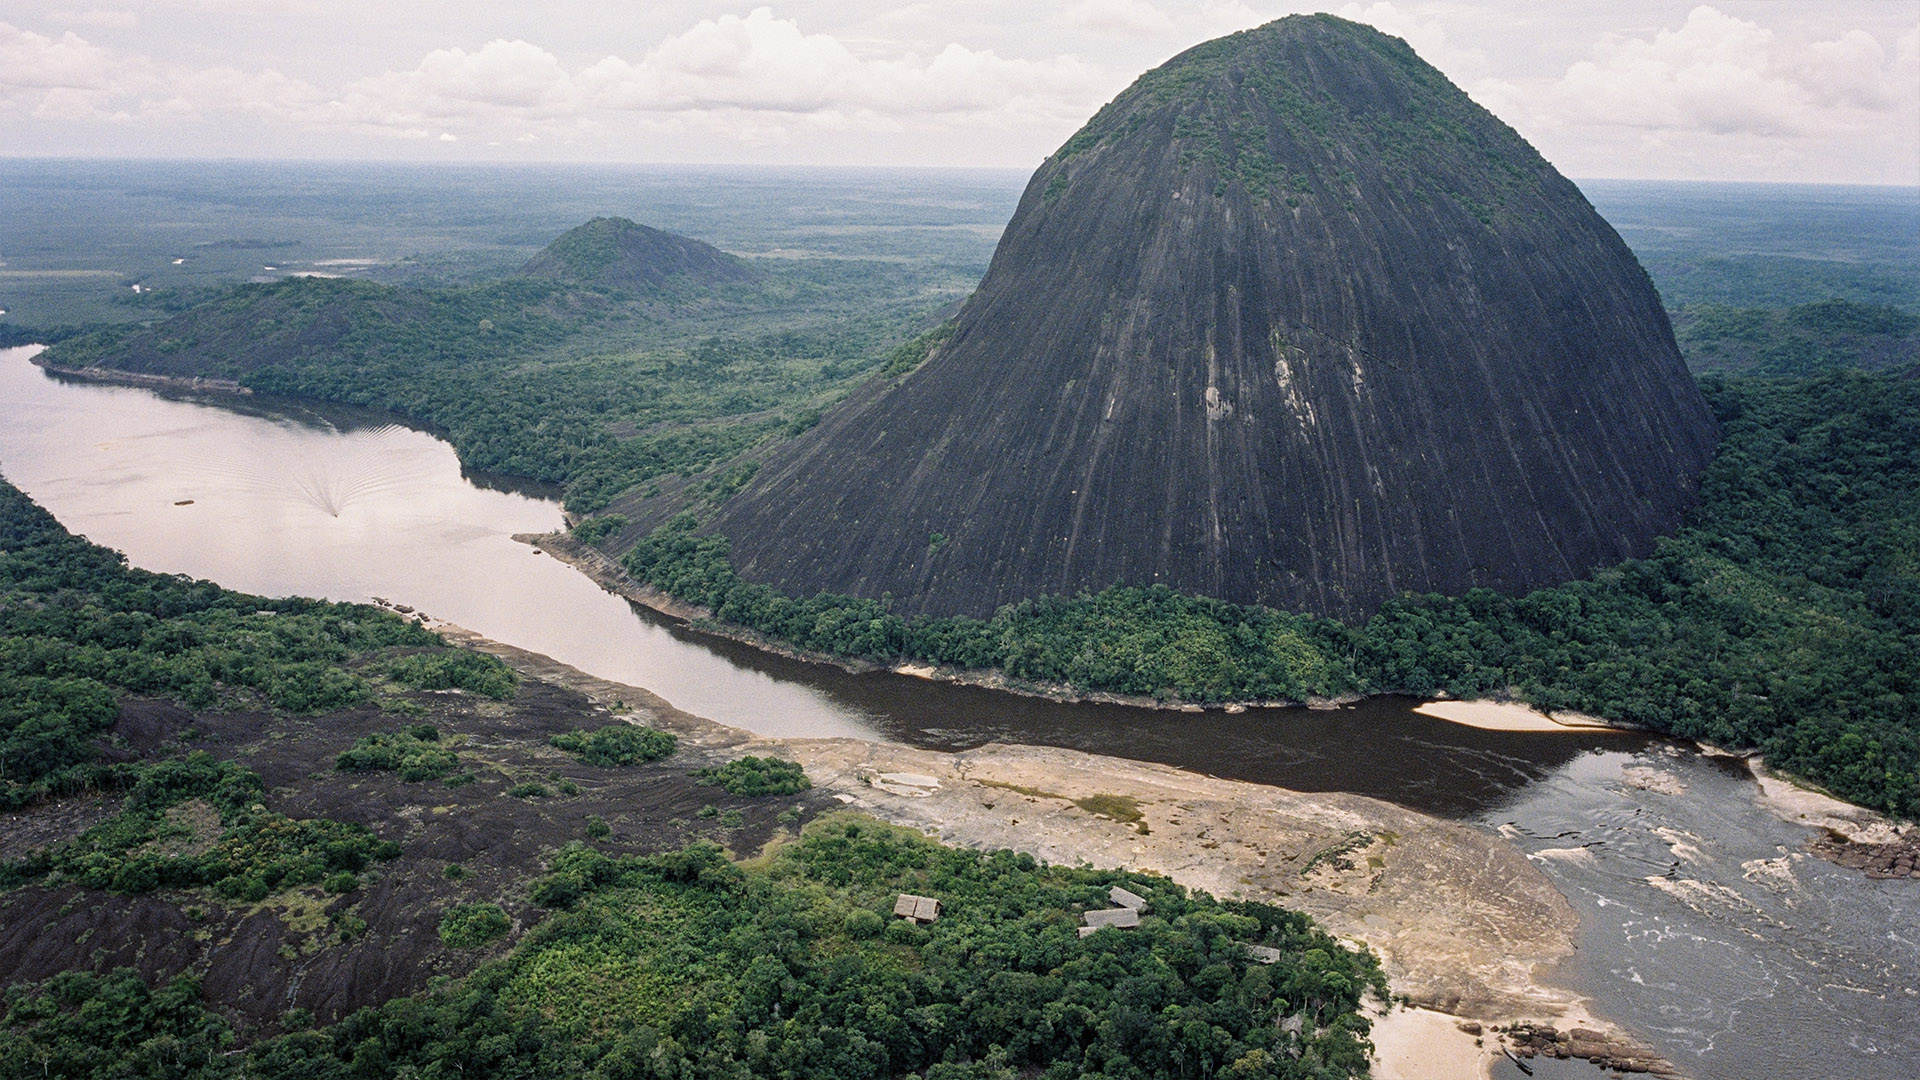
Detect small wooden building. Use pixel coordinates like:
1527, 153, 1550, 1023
1109, 886, 1149, 912
894, 894, 941, 924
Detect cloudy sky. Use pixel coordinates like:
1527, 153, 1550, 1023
2, 1, 1915, 183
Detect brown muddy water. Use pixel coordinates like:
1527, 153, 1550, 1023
4, 346, 1916, 1079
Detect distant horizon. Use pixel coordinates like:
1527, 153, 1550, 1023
4, 154, 1918, 193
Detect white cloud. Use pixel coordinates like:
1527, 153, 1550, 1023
1539, 5, 1915, 138
0, 22, 120, 91
580, 7, 1097, 118
1063, 0, 1174, 36
0, 20, 321, 126
340, 39, 577, 118
51, 10, 139, 29
299, 7, 1102, 143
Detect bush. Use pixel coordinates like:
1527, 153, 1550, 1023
505, 782, 549, 799
570, 514, 628, 545
386, 651, 518, 700
694, 755, 811, 796
437, 902, 510, 948
335, 729, 459, 781
549, 724, 677, 766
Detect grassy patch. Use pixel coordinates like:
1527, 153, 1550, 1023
975, 779, 1064, 800
1074, 793, 1147, 832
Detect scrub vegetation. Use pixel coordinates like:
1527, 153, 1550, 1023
1, 752, 399, 900
1, 482, 1399, 1077
335, 726, 461, 782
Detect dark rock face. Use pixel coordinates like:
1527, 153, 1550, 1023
711, 15, 1719, 622
518, 216, 753, 292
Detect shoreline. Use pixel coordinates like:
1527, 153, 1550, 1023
31, 354, 252, 396
522, 530, 1506, 719
432, 618, 1676, 1080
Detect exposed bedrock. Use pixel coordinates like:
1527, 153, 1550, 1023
711, 14, 1718, 622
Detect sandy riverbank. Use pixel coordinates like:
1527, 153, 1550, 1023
435, 622, 1674, 1079
1414, 699, 1624, 733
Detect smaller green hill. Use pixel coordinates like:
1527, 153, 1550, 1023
518, 216, 756, 294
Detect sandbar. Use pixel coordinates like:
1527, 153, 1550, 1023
1415, 699, 1623, 732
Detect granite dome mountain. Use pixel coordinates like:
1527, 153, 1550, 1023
705, 14, 1720, 622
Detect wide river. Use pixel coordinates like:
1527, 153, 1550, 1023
2, 347, 1914, 1079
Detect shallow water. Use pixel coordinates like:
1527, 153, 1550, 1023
1488, 747, 1920, 1079
5, 346, 1917, 1077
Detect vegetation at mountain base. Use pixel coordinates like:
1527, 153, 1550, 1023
548, 724, 678, 767
624, 371, 1918, 817
335, 726, 461, 782
693, 755, 811, 796
0, 815, 1385, 1080
1671, 298, 1918, 376
0, 477, 482, 810
0, 752, 399, 899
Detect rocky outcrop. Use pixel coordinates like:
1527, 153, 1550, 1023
709, 14, 1719, 622
1502, 1021, 1679, 1076
1811, 827, 1920, 879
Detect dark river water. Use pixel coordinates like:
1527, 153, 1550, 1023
3, 347, 1914, 1078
